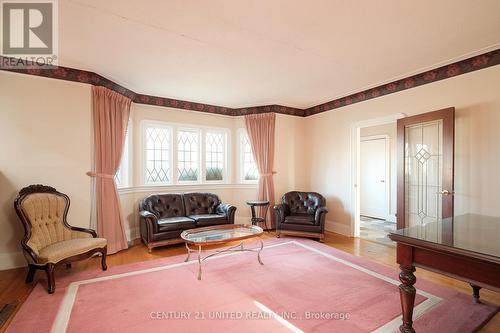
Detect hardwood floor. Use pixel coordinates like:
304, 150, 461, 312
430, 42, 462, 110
0, 232, 498, 332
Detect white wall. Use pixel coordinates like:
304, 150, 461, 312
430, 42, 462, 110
0, 72, 92, 269
0, 71, 306, 269
120, 103, 252, 241
305, 66, 500, 235
120, 106, 307, 241
2, 64, 499, 269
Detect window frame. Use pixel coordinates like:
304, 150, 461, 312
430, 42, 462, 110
204, 128, 229, 184
238, 128, 259, 184
140, 120, 230, 186
141, 120, 174, 186
176, 126, 202, 184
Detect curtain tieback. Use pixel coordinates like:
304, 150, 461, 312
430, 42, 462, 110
86, 171, 114, 179
260, 171, 277, 177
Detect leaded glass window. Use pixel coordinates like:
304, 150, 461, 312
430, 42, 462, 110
241, 132, 259, 181
405, 120, 443, 227
205, 132, 226, 181
145, 126, 171, 183
177, 130, 200, 181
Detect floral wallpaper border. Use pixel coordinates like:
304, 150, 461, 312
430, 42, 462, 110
304, 49, 500, 116
1, 48, 499, 117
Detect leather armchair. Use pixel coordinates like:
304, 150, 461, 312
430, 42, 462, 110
139, 192, 236, 252
274, 191, 328, 242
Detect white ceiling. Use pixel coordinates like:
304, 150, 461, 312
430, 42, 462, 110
59, 0, 500, 108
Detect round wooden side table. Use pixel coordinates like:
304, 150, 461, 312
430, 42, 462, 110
246, 200, 270, 230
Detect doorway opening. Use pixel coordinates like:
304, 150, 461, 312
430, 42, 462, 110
359, 130, 395, 245
350, 113, 405, 244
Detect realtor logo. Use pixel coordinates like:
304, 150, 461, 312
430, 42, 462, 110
1, 0, 58, 67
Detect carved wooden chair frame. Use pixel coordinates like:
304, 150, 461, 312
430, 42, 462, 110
14, 185, 107, 294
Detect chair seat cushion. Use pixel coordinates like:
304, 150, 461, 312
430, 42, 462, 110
189, 214, 227, 227
157, 217, 196, 232
284, 213, 315, 225
38, 238, 107, 264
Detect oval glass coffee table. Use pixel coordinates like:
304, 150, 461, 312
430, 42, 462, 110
180, 224, 264, 280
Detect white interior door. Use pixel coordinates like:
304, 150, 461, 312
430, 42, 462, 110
360, 137, 388, 219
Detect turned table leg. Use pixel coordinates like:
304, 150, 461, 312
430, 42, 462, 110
399, 265, 416, 333
471, 284, 482, 304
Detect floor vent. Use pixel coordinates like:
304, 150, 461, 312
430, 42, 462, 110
0, 303, 17, 328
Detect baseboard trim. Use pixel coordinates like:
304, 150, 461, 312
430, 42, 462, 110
235, 215, 252, 225
125, 226, 140, 243
125, 217, 253, 247
0, 251, 25, 271
324, 220, 351, 236
386, 214, 397, 223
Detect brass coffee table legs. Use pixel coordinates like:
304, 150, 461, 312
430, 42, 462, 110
184, 239, 264, 280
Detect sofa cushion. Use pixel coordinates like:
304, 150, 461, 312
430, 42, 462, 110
140, 194, 185, 219
38, 238, 107, 264
157, 217, 196, 232
183, 193, 220, 216
189, 214, 227, 227
284, 213, 315, 225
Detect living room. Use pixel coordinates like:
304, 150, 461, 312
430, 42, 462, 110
0, 1, 499, 332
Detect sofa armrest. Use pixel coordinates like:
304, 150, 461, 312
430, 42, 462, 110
216, 203, 237, 224
315, 206, 328, 227
273, 203, 289, 228
139, 210, 159, 237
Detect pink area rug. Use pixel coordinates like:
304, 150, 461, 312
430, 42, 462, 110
7, 239, 498, 333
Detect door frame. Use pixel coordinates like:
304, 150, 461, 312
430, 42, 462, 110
350, 113, 406, 237
359, 134, 390, 220
396, 107, 455, 229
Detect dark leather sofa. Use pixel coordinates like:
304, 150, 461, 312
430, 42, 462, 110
274, 191, 328, 242
139, 192, 236, 251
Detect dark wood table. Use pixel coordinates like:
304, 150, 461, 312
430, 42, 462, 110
246, 200, 270, 230
388, 214, 500, 333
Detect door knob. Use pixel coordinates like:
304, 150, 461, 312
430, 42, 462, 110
438, 190, 454, 196
380, 180, 385, 183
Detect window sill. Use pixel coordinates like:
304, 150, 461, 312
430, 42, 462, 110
118, 183, 258, 194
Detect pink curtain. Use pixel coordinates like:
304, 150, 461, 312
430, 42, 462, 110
244, 113, 276, 228
87, 86, 131, 254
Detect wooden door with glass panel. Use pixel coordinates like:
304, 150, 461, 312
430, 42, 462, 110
397, 108, 455, 229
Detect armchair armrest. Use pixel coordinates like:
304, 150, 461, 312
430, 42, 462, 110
273, 203, 289, 227
21, 239, 39, 264
69, 226, 98, 238
216, 203, 237, 224
314, 206, 328, 227
63, 218, 98, 238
